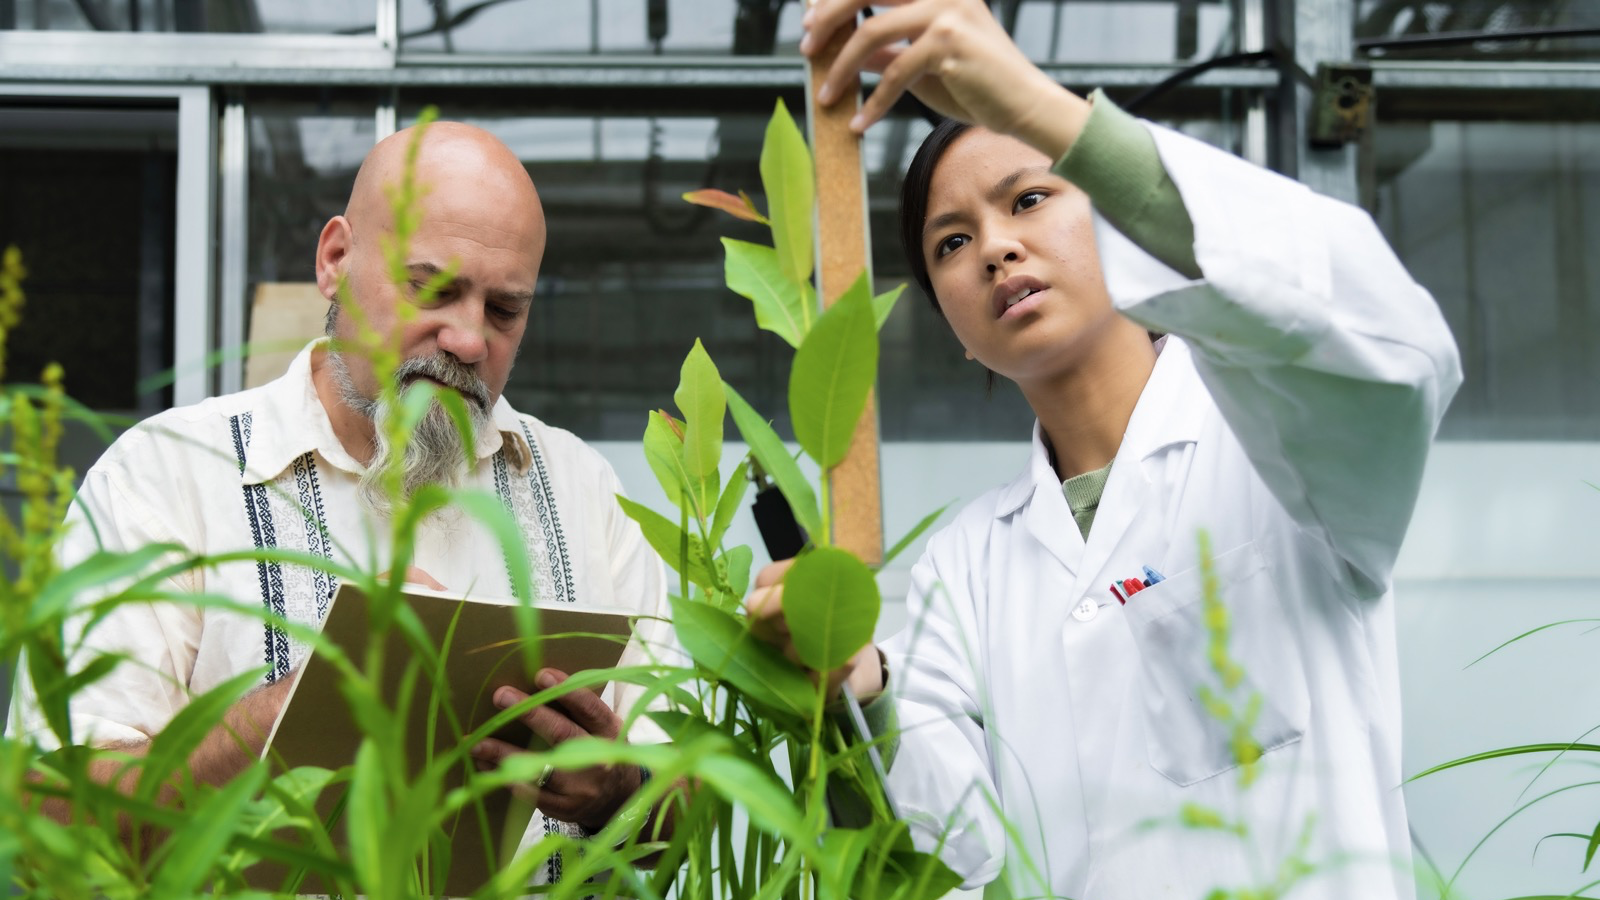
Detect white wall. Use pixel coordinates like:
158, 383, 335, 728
594, 438, 1600, 899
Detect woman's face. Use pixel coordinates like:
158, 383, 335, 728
921, 129, 1117, 386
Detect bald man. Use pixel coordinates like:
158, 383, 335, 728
10, 123, 669, 871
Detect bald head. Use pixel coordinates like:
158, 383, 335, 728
345, 121, 543, 239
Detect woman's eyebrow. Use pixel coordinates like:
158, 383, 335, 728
922, 165, 1056, 242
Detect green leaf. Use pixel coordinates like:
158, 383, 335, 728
724, 382, 821, 540
668, 595, 812, 722
710, 459, 751, 549
789, 272, 879, 469
781, 547, 880, 672
30, 543, 185, 629
872, 284, 905, 331
139, 667, 268, 804
345, 741, 387, 891
1407, 743, 1600, 783
882, 503, 952, 568
643, 410, 685, 508
695, 752, 809, 844
818, 827, 876, 900
760, 98, 814, 287
1586, 819, 1600, 871
676, 339, 726, 481
150, 764, 266, 894
683, 188, 769, 224
722, 544, 754, 599
723, 238, 815, 348
618, 496, 715, 589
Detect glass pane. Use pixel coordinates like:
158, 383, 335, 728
398, 101, 1244, 443
1373, 120, 1600, 439
397, 0, 1232, 62
0, 103, 175, 417
245, 97, 376, 335
5, 0, 378, 34
1357, 0, 1600, 60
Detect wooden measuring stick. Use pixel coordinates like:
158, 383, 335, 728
805, 5, 883, 566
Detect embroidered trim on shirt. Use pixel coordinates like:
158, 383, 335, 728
231, 413, 291, 682
291, 452, 337, 618
522, 423, 575, 605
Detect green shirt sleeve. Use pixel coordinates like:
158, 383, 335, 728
1053, 89, 1203, 280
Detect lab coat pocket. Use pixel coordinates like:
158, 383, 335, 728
1123, 541, 1309, 787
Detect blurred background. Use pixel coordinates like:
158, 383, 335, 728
2, 2, 1598, 896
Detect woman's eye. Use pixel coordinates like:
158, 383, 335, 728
1014, 190, 1047, 212
934, 234, 968, 258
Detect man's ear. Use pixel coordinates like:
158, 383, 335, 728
315, 215, 353, 301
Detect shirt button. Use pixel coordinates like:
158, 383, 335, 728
1072, 599, 1099, 622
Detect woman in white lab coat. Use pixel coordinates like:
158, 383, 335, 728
750, 1, 1462, 898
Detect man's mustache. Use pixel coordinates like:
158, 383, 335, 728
394, 353, 491, 410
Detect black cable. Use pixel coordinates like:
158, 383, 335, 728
1357, 24, 1600, 52
1122, 49, 1281, 116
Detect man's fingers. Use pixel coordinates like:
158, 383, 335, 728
495, 685, 587, 745
536, 669, 620, 740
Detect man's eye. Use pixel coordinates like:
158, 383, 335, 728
490, 305, 520, 321
1014, 190, 1047, 212
935, 234, 968, 258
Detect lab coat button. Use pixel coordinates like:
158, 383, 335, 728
1071, 599, 1098, 622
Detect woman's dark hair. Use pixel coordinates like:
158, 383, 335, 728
898, 118, 973, 319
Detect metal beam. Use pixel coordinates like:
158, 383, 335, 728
1291, 0, 1359, 204
0, 55, 1281, 92
0, 30, 395, 69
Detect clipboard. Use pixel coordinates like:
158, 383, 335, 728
252, 582, 637, 896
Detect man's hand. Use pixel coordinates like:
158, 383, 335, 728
747, 559, 885, 701
471, 668, 644, 833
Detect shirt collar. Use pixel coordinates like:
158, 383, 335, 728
992, 336, 1208, 519
239, 338, 533, 485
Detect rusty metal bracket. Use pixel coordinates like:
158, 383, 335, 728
1310, 62, 1375, 148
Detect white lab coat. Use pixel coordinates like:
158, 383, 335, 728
882, 123, 1461, 899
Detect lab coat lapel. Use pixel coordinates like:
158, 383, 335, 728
1015, 422, 1085, 577
1073, 338, 1208, 597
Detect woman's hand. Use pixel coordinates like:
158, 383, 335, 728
747, 559, 886, 701
802, 0, 1090, 160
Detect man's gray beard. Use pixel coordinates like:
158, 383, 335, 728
327, 348, 493, 518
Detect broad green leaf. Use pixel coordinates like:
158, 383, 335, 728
724, 382, 821, 540
710, 459, 751, 549
722, 545, 754, 599
618, 496, 715, 589
676, 340, 725, 480
790, 272, 879, 469
760, 98, 814, 287
668, 595, 811, 722
643, 410, 685, 508
723, 238, 815, 348
872, 284, 905, 331
1587, 819, 1600, 871
695, 752, 808, 844
150, 763, 266, 894
818, 827, 876, 900
883, 503, 952, 568
781, 547, 880, 672
683, 188, 769, 224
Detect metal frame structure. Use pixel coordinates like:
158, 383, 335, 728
0, 81, 215, 406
